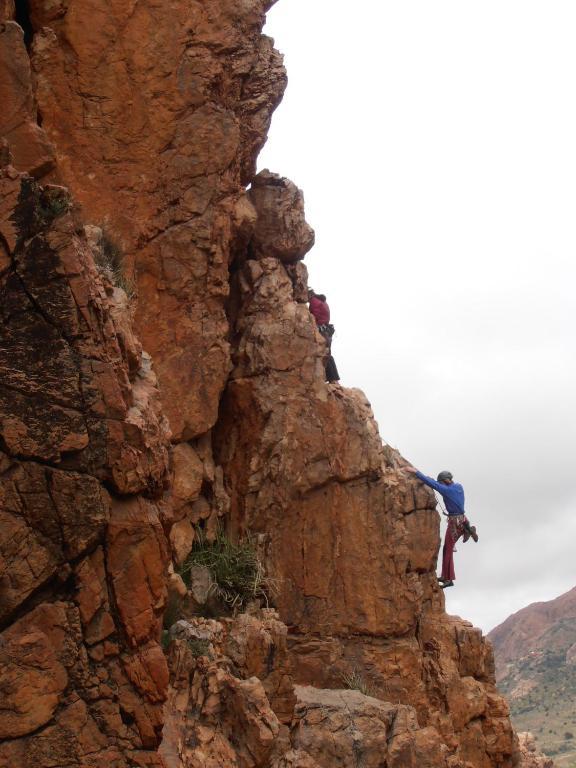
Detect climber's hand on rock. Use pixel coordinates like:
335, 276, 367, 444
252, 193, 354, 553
404, 466, 418, 474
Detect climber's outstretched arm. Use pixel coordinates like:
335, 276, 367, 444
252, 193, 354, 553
405, 466, 449, 492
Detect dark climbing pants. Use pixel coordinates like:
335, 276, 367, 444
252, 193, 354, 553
325, 355, 339, 382
441, 514, 468, 581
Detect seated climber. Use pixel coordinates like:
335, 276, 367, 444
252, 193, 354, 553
308, 289, 340, 382
404, 466, 478, 589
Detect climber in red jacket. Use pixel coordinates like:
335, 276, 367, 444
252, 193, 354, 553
308, 289, 339, 383
308, 290, 331, 326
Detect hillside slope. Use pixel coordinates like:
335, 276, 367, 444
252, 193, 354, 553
489, 587, 576, 673
489, 587, 576, 765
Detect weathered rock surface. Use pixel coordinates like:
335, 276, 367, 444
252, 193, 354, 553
291, 685, 452, 768
19, 0, 287, 441
517, 733, 554, 768
0, 22, 56, 178
248, 170, 315, 262
0, 1, 15, 22
0, 167, 170, 766
160, 612, 293, 768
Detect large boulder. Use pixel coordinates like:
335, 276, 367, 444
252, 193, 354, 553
249, 170, 315, 262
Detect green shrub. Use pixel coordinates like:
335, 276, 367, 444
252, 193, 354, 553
180, 528, 273, 613
43, 196, 70, 220
188, 638, 211, 657
33, 193, 71, 230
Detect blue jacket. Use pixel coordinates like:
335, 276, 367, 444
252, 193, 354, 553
415, 471, 465, 516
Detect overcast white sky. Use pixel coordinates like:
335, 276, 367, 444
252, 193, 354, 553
258, 0, 576, 634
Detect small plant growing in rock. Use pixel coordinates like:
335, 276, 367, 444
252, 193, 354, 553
180, 528, 274, 613
21, 180, 71, 232
36, 195, 70, 224
187, 638, 211, 657
94, 228, 135, 297
340, 667, 376, 698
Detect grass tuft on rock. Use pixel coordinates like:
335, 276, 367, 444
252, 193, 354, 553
340, 667, 376, 698
94, 229, 135, 297
188, 638, 211, 657
180, 528, 273, 612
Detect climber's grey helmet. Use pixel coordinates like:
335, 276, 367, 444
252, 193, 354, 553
437, 471, 453, 484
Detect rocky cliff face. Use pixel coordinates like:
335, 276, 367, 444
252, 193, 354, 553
1, 2, 522, 766
0, 166, 170, 767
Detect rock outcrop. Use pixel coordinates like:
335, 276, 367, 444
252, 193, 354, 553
0, 165, 170, 766
212, 221, 518, 767
22, 0, 286, 442
1, 1, 523, 766
517, 733, 554, 768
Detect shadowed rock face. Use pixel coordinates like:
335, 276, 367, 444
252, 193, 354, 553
0, 167, 170, 766
1, 1, 524, 766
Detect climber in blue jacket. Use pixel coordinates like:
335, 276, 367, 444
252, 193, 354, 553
405, 467, 478, 589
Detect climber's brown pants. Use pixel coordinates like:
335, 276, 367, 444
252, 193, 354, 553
441, 514, 468, 581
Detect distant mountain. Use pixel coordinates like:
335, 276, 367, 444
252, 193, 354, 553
488, 587, 576, 765
489, 587, 576, 678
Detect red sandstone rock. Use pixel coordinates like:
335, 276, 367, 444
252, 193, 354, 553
0, 172, 170, 765
169, 518, 196, 565
171, 443, 204, 515
213, 181, 518, 766
0, 458, 111, 622
23, 0, 286, 440
161, 626, 285, 768
0, 172, 170, 487
0, 622, 68, 738
0, 0, 15, 21
107, 497, 168, 647
0, 22, 56, 178
291, 685, 452, 768
248, 170, 315, 262
224, 611, 296, 725
0, 3, 525, 767
216, 254, 433, 637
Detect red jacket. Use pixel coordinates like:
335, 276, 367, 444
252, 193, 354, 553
309, 296, 330, 325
